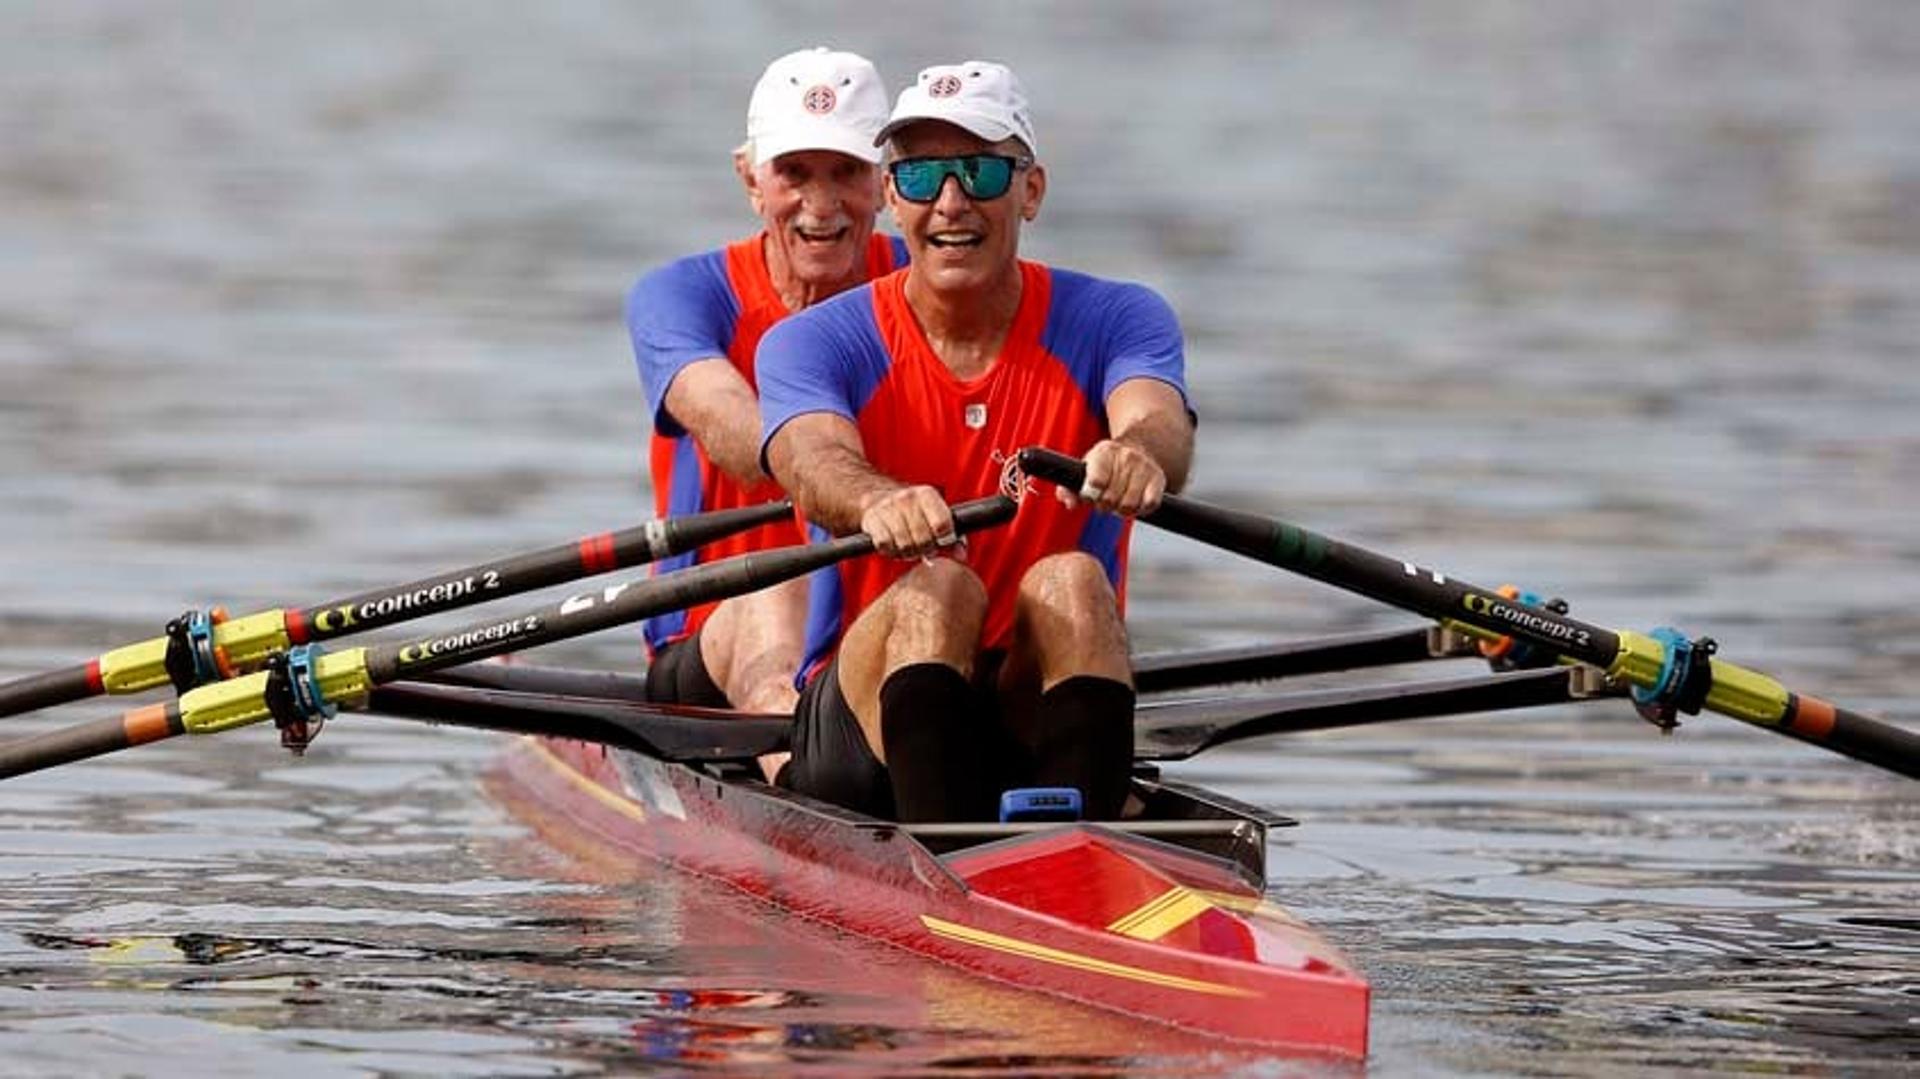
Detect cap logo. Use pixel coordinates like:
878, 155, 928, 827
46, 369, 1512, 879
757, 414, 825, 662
928, 74, 963, 98
801, 84, 837, 114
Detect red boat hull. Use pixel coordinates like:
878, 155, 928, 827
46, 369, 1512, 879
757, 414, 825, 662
497, 736, 1370, 1058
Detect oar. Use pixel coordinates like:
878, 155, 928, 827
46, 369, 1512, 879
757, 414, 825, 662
1018, 447, 1920, 779
0, 496, 1016, 779
368, 681, 789, 761
417, 624, 1466, 702
1133, 625, 1464, 692
0, 501, 794, 719
1137, 667, 1617, 760
362, 667, 1609, 765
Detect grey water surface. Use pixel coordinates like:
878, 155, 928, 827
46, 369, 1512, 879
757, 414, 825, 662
3, 3, 1918, 1075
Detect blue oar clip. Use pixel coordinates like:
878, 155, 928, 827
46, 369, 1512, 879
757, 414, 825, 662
263, 644, 335, 755
1631, 627, 1717, 732
162, 607, 228, 692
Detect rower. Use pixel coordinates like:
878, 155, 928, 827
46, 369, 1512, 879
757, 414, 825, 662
626, 48, 904, 769
757, 61, 1195, 822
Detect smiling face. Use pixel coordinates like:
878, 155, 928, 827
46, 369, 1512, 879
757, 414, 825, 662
739, 148, 884, 306
885, 121, 1045, 299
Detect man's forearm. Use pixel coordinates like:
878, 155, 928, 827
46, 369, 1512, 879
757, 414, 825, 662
768, 423, 905, 535
663, 360, 770, 486
1113, 407, 1194, 493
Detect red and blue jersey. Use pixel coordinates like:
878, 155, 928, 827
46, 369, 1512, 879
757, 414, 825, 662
628, 231, 907, 653
756, 260, 1189, 683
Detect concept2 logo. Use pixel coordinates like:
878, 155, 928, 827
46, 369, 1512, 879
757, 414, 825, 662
312, 573, 501, 633
1460, 590, 1590, 648
394, 616, 542, 667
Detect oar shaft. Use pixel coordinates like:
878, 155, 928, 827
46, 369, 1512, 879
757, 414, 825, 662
1148, 492, 1625, 669
1020, 447, 1919, 780
0, 704, 183, 779
0, 500, 793, 718
364, 496, 1014, 685
1779, 695, 1920, 779
288, 500, 794, 644
0, 666, 98, 717
0, 496, 1015, 779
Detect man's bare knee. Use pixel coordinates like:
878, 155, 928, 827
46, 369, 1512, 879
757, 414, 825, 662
1015, 553, 1129, 685
896, 558, 988, 623
1018, 552, 1117, 616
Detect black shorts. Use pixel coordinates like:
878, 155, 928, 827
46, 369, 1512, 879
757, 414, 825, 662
644, 631, 731, 709
782, 658, 895, 818
781, 653, 1025, 820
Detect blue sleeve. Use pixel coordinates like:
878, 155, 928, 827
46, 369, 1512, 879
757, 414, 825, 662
1098, 283, 1190, 411
755, 294, 888, 472
626, 253, 738, 438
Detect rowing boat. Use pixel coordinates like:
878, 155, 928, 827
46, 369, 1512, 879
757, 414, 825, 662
468, 687, 1370, 1057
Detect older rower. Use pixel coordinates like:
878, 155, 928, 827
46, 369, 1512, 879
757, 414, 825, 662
757, 60, 1194, 821
628, 47, 904, 750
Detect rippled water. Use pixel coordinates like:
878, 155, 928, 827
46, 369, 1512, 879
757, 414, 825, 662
3, 3, 1918, 1075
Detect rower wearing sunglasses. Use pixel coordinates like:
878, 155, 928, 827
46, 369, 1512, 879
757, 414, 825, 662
625, 48, 905, 761
757, 61, 1194, 822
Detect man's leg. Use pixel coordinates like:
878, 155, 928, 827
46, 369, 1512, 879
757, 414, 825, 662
696, 575, 809, 780
698, 575, 808, 712
1004, 552, 1136, 819
830, 558, 996, 821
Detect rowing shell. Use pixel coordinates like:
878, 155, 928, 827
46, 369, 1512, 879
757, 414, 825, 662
493, 727, 1370, 1057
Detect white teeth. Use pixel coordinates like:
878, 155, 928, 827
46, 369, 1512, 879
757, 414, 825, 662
795, 222, 851, 242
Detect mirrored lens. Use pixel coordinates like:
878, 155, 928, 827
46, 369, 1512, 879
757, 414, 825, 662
890, 156, 1018, 203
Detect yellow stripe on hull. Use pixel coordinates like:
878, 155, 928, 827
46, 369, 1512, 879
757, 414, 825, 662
522, 737, 648, 824
920, 914, 1257, 998
1107, 886, 1216, 941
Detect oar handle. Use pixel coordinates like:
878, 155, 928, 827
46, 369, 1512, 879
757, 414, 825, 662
1019, 446, 1091, 492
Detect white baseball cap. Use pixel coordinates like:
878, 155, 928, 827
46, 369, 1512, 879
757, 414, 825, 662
874, 61, 1038, 156
746, 47, 890, 166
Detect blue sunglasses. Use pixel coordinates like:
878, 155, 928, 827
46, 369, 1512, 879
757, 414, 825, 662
888, 154, 1032, 203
